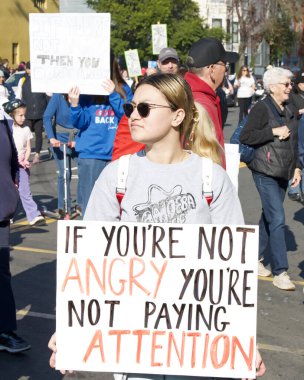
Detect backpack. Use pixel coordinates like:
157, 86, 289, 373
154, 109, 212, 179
116, 154, 213, 216
230, 115, 255, 164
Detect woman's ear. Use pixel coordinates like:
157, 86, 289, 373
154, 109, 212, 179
172, 108, 185, 127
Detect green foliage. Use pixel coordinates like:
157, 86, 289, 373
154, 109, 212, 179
87, 0, 227, 65
263, 12, 296, 63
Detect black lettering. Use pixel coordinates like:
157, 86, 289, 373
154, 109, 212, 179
236, 227, 256, 264
228, 270, 241, 305
218, 227, 233, 261
105, 300, 120, 327
209, 269, 223, 305
169, 227, 184, 258
117, 225, 130, 256
214, 306, 230, 331
133, 226, 146, 257
152, 226, 166, 258
68, 300, 84, 327
179, 269, 194, 299
88, 299, 100, 325
101, 226, 116, 256
65, 226, 70, 253
197, 226, 216, 259
243, 270, 254, 307
194, 269, 208, 301
144, 302, 156, 328
73, 226, 86, 254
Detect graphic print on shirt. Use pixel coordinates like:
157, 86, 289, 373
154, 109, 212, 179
133, 184, 196, 223
95, 108, 116, 129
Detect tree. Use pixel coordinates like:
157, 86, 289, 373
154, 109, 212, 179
263, 9, 296, 64
87, 0, 227, 64
231, 0, 272, 65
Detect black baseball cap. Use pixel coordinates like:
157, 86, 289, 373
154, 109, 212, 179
187, 37, 239, 68
294, 70, 304, 84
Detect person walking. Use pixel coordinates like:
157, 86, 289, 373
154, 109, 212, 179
0, 116, 31, 353
43, 93, 81, 217
18, 61, 48, 164
68, 52, 132, 214
240, 67, 301, 290
234, 65, 256, 123
184, 37, 239, 166
4, 99, 45, 226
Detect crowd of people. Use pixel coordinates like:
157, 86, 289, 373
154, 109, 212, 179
1, 35, 304, 379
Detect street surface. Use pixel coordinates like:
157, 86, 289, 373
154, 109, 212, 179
0, 105, 303, 379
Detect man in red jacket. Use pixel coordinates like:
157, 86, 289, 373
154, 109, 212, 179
184, 38, 239, 165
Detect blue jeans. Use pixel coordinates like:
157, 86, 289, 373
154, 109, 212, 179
78, 158, 109, 215
51, 145, 81, 212
252, 171, 289, 275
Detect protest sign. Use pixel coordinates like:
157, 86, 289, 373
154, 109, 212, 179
124, 49, 142, 78
152, 24, 168, 54
29, 13, 111, 95
56, 220, 259, 378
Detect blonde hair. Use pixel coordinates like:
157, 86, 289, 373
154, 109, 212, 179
184, 102, 223, 166
136, 73, 223, 165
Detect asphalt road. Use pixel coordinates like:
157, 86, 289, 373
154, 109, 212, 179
0, 105, 303, 380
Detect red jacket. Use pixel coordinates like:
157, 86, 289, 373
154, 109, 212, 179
112, 115, 145, 161
185, 72, 225, 167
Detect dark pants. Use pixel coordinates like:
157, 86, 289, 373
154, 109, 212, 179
0, 222, 17, 333
25, 118, 44, 155
252, 171, 289, 275
238, 97, 252, 123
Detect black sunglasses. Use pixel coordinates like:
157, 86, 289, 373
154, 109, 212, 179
123, 102, 173, 118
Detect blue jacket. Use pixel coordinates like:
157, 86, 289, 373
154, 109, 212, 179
43, 94, 76, 143
71, 84, 132, 160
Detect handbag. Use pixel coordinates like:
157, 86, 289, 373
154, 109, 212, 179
230, 115, 255, 164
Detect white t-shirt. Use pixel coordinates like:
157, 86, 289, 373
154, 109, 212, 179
85, 152, 244, 225
236, 76, 255, 98
12, 125, 33, 161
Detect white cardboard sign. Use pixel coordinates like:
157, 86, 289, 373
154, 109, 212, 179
124, 49, 142, 78
56, 221, 259, 378
29, 13, 111, 95
151, 24, 168, 55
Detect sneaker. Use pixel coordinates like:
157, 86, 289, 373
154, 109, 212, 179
273, 272, 295, 291
258, 261, 271, 277
29, 215, 45, 226
32, 154, 40, 164
288, 193, 301, 202
0, 332, 31, 353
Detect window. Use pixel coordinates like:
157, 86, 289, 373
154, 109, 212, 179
12, 43, 19, 66
212, 18, 222, 29
232, 22, 239, 43
226, 19, 231, 34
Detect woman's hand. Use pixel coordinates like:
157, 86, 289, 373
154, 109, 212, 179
68, 87, 80, 107
241, 349, 266, 379
272, 125, 290, 140
291, 168, 302, 188
102, 79, 115, 94
50, 138, 61, 148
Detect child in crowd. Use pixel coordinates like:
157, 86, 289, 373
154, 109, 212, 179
49, 73, 266, 379
3, 99, 45, 226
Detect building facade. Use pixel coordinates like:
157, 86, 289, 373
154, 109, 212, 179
0, 0, 59, 66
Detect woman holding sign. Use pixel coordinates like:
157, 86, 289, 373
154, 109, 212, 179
68, 51, 133, 214
49, 73, 265, 379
